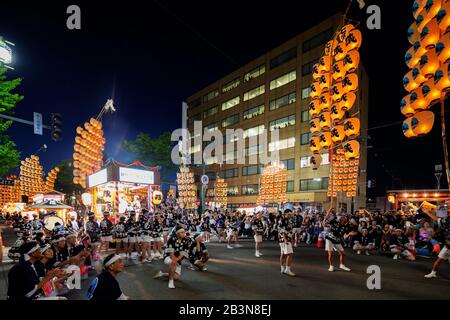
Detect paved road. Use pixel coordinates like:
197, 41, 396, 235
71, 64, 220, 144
1, 225, 450, 300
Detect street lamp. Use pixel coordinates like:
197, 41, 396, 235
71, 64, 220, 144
0, 37, 14, 69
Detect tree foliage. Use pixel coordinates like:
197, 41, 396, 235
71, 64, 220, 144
54, 159, 83, 195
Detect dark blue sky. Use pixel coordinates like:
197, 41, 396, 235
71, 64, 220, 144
0, 0, 448, 194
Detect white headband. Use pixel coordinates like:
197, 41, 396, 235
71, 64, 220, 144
176, 228, 185, 234
24, 244, 41, 261
104, 255, 121, 268
40, 244, 51, 253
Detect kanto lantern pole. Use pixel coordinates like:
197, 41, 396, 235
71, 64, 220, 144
440, 96, 450, 188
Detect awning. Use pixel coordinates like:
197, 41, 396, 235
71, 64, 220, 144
28, 200, 73, 210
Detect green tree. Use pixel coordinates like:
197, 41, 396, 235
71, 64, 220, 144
0, 67, 23, 177
54, 159, 83, 195
122, 132, 177, 182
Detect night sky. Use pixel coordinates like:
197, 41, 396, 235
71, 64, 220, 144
0, 0, 448, 196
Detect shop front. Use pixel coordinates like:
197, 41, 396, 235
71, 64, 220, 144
386, 189, 450, 211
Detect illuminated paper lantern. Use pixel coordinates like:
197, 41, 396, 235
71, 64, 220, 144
344, 118, 361, 138
309, 136, 321, 154
319, 93, 332, 112
339, 24, 356, 43
422, 78, 442, 106
403, 70, 420, 92
343, 140, 360, 160
342, 73, 359, 94
333, 42, 347, 61
309, 99, 321, 118
343, 50, 360, 73
331, 125, 346, 143
437, 2, 450, 31
413, 0, 426, 20
311, 154, 322, 170
412, 67, 427, 86
434, 68, 450, 91
410, 87, 429, 111
324, 40, 338, 56
312, 64, 321, 81
343, 28, 362, 52
319, 132, 332, 149
423, 0, 442, 22
419, 48, 440, 78
405, 46, 421, 68
416, 13, 431, 33
331, 104, 345, 122
408, 21, 420, 44
420, 18, 440, 48
332, 60, 346, 82
319, 111, 332, 130
435, 33, 450, 63
403, 117, 418, 138
310, 118, 321, 133
411, 110, 435, 136
318, 73, 331, 93
310, 81, 320, 100
319, 55, 332, 73
331, 82, 344, 102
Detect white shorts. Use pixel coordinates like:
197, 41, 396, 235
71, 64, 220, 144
116, 238, 128, 243
101, 236, 112, 242
128, 236, 137, 243
279, 243, 293, 255
438, 246, 450, 261
254, 235, 263, 243
141, 235, 153, 243
153, 237, 163, 243
164, 256, 181, 275
227, 229, 236, 239
325, 239, 344, 252
293, 228, 301, 234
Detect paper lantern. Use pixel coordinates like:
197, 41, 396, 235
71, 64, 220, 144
319, 132, 332, 149
413, 0, 426, 19
411, 110, 435, 136
319, 55, 332, 73
419, 48, 440, 78
312, 63, 321, 81
437, 2, 450, 31
76, 127, 84, 135
309, 136, 321, 154
423, 0, 442, 22
416, 12, 431, 33
331, 82, 344, 102
412, 67, 428, 86
311, 154, 322, 170
344, 118, 361, 138
410, 87, 429, 111
331, 104, 345, 122
333, 42, 347, 61
343, 140, 360, 160
342, 73, 359, 94
319, 111, 332, 130
319, 93, 332, 112
420, 18, 440, 48
436, 33, 450, 63
406, 46, 421, 68
332, 60, 346, 82
343, 50, 360, 73
343, 28, 362, 52
310, 81, 321, 100
324, 40, 337, 56
434, 68, 450, 91
408, 21, 420, 44
422, 78, 442, 105
339, 24, 356, 42
318, 73, 331, 93
403, 70, 420, 92
309, 100, 321, 118
331, 125, 346, 143
402, 117, 418, 138
310, 118, 321, 133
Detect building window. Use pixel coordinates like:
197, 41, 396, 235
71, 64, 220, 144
269, 114, 295, 131
222, 96, 240, 111
322, 153, 330, 165
244, 124, 265, 139
243, 85, 265, 102
300, 154, 329, 168
301, 110, 311, 122
269, 137, 295, 152
224, 150, 238, 162
189, 113, 201, 125
189, 97, 201, 109
300, 133, 311, 145
222, 78, 240, 93
203, 106, 218, 119
244, 64, 266, 82
281, 159, 295, 170
269, 70, 297, 90
204, 122, 219, 133
206, 172, 217, 181
302, 28, 334, 53
222, 114, 240, 128
300, 178, 329, 191
227, 186, 239, 196
189, 144, 201, 154
270, 47, 297, 69
243, 104, 264, 120
301, 87, 311, 99
286, 180, 294, 193
245, 145, 263, 157
302, 59, 320, 76
269, 92, 296, 111
222, 168, 239, 179
242, 164, 263, 176
242, 184, 259, 195
203, 89, 219, 103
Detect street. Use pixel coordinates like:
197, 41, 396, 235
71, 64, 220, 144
1, 226, 449, 300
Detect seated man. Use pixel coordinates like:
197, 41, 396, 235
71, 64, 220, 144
188, 233, 209, 271
153, 225, 191, 289
389, 228, 415, 261
352, 228, 375, 255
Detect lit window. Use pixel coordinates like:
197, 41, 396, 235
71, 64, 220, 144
243, 85, 265, 101
222, 114, 240, 128
270, 70, 296, 90
269, 137, 295, 152
300, 133, 311, 145
301, 87, 311, 99
244, 64, 266, 82
204, 122, 219, 133
243, 104, 264, 120
203, 89, 219, 103
301, 110, 311, 122
269, 92, 296, 111
203, 106, 218, 119
244, 125, 265, 139
269, 115, 296, 131
222, 96, 240, 111
222, 78, 240, 93
300, 157, 310, 168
